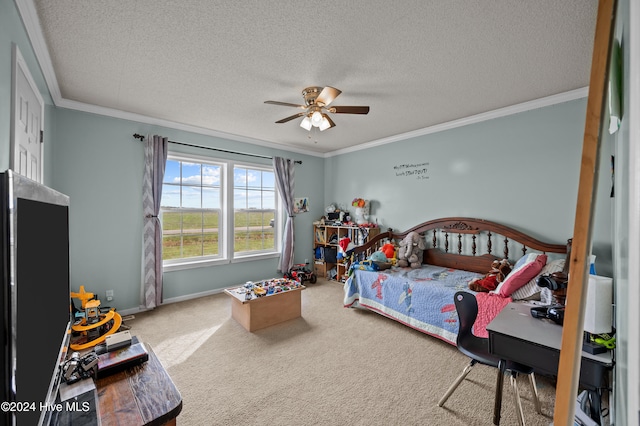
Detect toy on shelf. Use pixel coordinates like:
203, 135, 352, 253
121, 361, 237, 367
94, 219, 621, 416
351, 198, 370, 225
70, 285, 122, 351
284, 262, 317, 284
337, 237, 356, 261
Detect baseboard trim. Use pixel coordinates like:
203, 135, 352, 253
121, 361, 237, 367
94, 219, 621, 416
117, 287, 227, 316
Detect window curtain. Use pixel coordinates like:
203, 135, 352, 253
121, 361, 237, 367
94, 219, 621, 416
142, 135, 168, 309
273, 157, 295, 273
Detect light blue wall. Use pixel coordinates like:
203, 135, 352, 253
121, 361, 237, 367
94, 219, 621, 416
1, 0, 55, 184
50, 107, 323, 310
326, 99, 613, 276
51, 101, 613, 311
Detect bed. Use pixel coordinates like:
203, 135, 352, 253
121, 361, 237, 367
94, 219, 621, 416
343, 217, 570, 345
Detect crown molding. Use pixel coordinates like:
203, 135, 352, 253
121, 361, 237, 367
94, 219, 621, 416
15, 0, 61, 102
324, 87, 589, 157
55, 98, 325, 158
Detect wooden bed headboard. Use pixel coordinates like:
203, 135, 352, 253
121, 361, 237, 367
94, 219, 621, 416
351, 217, 570, 274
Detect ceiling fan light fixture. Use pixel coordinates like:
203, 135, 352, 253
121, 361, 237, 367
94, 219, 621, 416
265, 86, 369, 132
319, 115, 331, 131
311, 110, 323, 127
300, 115, 312, 131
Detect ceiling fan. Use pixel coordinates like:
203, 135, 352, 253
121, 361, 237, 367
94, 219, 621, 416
264, 86, 370, 131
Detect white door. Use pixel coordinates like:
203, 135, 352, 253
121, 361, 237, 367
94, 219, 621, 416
11, 44, 44, 183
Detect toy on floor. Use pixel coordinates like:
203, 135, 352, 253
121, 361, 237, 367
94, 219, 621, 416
284, 262, 317, 284
70, 285, 122, 351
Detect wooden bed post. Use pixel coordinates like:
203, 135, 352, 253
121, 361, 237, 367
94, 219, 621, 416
554, 0, 616, 424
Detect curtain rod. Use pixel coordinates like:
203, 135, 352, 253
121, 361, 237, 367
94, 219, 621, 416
133, 133, 302, 164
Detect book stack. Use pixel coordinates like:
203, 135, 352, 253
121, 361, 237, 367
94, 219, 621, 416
97, 339, 149, 378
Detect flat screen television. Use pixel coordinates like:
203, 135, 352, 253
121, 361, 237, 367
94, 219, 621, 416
1, 170, 72, 425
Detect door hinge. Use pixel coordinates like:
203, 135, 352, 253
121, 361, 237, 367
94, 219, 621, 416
40, 130, 44, 143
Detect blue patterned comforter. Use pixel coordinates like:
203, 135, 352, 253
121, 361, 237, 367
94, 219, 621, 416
343, 265, 483, 345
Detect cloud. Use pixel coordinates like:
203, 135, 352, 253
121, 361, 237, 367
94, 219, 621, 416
175, 165, 221, 185
202, 166, 221, 185
234, 169, 259, 186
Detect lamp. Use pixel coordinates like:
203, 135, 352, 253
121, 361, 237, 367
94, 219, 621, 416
299, 107, 334, 132
582, 275, 613, 354
299, 115, 312, 131
584, 275, 612, 333
318, 114, 331, 131
311, 110, 323, 127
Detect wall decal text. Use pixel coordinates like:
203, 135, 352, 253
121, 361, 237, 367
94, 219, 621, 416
393, 162, 430, 180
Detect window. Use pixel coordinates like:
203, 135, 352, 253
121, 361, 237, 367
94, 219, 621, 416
160, 153, 279, 269
161, 156, 223, 263
233, 165, 277, 255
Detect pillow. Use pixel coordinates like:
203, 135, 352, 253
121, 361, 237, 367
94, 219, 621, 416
497, 254, 547, 297
492, 253, 538, 294
511, 252, 539, 270
511, 258, 566, 301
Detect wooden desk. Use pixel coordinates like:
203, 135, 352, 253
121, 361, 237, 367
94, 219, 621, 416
95, 344, 182, 425
487, 302, 613, 424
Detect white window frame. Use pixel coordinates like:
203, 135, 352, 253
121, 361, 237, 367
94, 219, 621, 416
162, 152, 280, 272
229, 160, 282, 264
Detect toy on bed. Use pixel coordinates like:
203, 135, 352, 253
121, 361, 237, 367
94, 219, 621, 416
364, 242, 395, 268
397, 231, 426, 268
468, 258, 512, 292
365, 250, 391, 270
380, 243, 396, 261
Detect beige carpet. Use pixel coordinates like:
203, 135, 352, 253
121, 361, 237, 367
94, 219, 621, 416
126, 279, 559, 425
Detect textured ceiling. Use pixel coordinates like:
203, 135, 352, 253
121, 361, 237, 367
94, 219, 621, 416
22, 1, 597, 156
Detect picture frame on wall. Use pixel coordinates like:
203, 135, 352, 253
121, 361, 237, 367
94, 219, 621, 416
294, 197, 309, 213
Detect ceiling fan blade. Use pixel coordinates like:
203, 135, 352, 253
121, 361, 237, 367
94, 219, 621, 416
329, 106, 370, 114
265, 101, 307, 109
275, 112, 305, 123
315, 86, 342, 106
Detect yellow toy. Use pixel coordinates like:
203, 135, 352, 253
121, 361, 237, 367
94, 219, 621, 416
70, 286, 122, 351
253, 287, 267, 297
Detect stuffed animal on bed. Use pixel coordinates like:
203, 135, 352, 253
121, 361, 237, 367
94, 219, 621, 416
468, 258, 512, 292
368, 251, 388, 263
397, 231, 426, 269
367, 244, 395, 270
380, 243, 396, 260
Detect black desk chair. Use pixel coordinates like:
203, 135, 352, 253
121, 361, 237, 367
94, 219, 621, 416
438, 291, 541, 425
